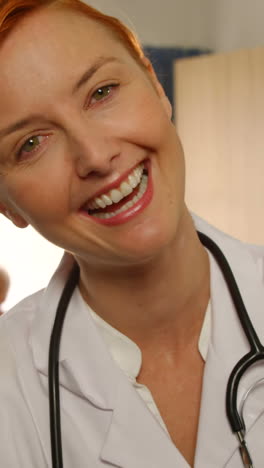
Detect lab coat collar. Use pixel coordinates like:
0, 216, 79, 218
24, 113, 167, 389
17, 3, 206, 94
30, 253, 120, 411
29, 253, 190, 467
194, 216, 264, 467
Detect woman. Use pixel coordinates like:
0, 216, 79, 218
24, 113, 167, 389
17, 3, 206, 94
0, 1, 263, 467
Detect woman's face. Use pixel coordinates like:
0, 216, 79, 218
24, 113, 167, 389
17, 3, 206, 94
0, 5, 185, 269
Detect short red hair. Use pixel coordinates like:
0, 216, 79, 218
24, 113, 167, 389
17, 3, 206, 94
0, 0, 145, 63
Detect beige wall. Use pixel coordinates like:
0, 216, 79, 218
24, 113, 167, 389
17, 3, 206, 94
88, 0, 264, 52
175, 48, 264, 244
88, 0, 214, 48
210, 0, 264, 52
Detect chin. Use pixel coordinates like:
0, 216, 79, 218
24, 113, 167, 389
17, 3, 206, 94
111, 218, 178, 266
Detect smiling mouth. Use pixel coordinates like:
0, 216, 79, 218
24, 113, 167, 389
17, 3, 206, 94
84, 162, 149, 220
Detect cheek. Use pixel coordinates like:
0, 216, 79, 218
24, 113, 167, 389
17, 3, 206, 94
4, 172, 69, 223
3, 146, 75, 219
108, 88, 172, 149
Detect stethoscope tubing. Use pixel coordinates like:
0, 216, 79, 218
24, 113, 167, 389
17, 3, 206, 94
197, 232, 262, 352
48, 262, 80, 468
227, 351, 264, 433
197, 232, 264, 435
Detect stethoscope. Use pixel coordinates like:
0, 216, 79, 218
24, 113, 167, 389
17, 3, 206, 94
48, 231, 264, 468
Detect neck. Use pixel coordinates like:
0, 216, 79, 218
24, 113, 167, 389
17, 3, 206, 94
77, 210, 210, 350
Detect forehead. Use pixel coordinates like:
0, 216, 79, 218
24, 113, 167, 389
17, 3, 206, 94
1, 4, 126, 55
0, 5, 136, 126
0, 5, 133, 90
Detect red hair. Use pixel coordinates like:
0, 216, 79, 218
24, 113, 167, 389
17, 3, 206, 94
0, 0, 145, 63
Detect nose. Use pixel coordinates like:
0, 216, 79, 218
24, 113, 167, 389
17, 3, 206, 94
69, 121, 120, 179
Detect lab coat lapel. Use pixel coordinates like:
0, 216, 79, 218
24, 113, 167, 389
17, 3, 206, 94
194, 219, 264, 468
20, 253, 82, 465
61, 296, 189, 468
100, 375, 189, 468
30, 253, 119, 410
53, 289, 121, 410
29, 254, 122, 466
30, 254, 190, 468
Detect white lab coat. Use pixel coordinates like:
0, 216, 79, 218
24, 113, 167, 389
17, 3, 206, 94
0, 215, 264, 468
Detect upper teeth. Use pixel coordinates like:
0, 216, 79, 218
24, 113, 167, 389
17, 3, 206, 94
87, 163, 144, 210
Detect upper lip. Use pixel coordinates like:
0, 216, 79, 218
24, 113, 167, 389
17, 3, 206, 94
80, 160, 146, 210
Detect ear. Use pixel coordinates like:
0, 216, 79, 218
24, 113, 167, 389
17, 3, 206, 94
141, 56, 172, 118
0, 203, 28, 229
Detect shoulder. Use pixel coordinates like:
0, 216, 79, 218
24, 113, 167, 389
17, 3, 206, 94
0, 290, 44, 367
0, 252, 74, 372
0, 289, 44, 329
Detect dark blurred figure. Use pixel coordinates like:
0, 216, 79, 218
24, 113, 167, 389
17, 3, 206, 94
0, 268, 10, 315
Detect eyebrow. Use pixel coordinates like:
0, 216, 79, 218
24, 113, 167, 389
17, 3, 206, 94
0, 56, 120, 140
73, 56, 119, 94
0, 115, 44, 140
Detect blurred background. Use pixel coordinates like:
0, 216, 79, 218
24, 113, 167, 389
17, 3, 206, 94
1, 0, 264, 310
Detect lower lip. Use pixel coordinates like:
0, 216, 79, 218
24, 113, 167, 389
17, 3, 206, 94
80, 163, 153, 226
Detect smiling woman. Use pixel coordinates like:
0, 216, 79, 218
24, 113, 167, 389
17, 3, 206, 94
0, 1, 264, 468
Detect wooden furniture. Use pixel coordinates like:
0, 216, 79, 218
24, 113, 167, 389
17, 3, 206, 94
174, 48, 264, 244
